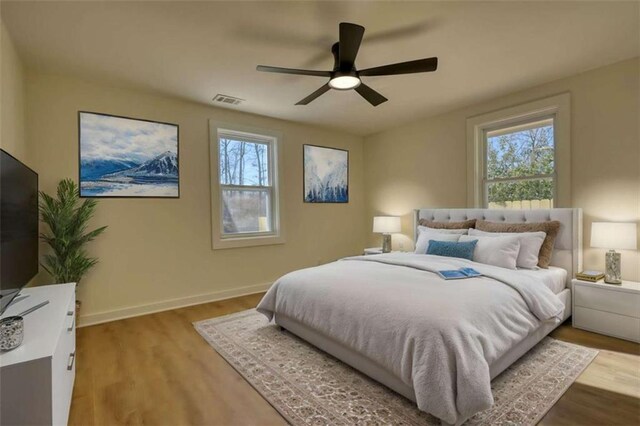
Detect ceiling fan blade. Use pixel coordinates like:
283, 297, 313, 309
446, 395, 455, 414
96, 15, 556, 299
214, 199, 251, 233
339, 22, 365, 70
295, 83, 331, 105
354, 83, 387, 106
358, 57, 438, 76
257, 65, 332, 77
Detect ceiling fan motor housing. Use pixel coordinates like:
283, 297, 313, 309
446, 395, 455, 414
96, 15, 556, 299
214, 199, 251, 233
331, 42, 354, 72
329, 42, 360, 90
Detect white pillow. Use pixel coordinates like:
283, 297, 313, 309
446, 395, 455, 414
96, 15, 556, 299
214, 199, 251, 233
469, 229, 545, 269
420, 225, 468, 235
415, 228, 462, 254
459, 235, 521, 270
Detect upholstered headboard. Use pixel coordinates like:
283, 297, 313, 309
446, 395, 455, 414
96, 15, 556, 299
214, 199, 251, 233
413, 208, 582, 285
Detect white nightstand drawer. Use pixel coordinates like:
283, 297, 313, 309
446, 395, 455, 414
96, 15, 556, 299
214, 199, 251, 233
574, 306, 640, 342
574, 285, 640, 318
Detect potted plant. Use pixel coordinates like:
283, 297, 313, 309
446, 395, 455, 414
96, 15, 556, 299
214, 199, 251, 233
39, 179, 107, 315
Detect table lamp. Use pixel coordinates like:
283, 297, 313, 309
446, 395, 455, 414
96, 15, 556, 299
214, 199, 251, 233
373, 216, 401, 253
590, 222, 637, 284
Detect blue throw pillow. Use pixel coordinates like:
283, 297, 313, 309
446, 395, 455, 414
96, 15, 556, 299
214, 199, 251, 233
426, 239, 478, 261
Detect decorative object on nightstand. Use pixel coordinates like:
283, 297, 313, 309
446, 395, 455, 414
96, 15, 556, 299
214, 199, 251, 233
572, 278, 640, 342
373, 216, 401, 253
575, 270, 605, 282
590, 222, 637, 284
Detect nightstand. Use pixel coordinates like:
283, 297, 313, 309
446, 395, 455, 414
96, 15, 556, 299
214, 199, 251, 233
572, 278, 640, 342
364, 247, 383, 255
363, 247, 408, 255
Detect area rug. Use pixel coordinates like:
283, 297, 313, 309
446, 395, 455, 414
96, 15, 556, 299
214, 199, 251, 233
194, 310, 597, 425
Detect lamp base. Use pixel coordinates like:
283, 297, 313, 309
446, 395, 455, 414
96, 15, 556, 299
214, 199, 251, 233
382, 234, 392, 253
604, 250, 622, 285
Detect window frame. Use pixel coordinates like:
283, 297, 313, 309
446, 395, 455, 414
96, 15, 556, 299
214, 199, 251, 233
209, 121, 285, 249
466, 93, 571, 208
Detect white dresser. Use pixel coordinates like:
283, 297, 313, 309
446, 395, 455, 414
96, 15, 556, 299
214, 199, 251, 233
572, 278, 640, 342
0, 283, 76, 425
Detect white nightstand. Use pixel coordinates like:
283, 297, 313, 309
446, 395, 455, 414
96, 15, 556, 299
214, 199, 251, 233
364, 247, 409, 255
572, 278, 640, 342
364, 247, 383, 255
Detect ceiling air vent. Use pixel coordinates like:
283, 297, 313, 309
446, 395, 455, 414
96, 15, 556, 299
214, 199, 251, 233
212, 94, 244, 106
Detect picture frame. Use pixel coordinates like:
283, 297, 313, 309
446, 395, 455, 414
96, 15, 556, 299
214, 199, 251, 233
78, 111, 179, 198
303, 144, 349, 203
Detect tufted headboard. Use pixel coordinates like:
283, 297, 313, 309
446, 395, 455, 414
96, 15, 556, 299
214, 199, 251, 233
414, 208, 582, 286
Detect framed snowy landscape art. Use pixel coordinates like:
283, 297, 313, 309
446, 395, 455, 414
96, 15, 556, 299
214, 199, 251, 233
303, 144, 348, 203
78, 112, 179, 198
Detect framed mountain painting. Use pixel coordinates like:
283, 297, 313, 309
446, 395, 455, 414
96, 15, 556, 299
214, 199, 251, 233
303, 144, 348, 203
78, 112, 179, 198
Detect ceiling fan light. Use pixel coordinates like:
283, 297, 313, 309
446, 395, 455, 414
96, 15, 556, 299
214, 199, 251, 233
329, 75, 361, 90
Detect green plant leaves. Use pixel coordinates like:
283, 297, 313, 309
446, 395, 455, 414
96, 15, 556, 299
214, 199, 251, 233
39, 179, 107, 284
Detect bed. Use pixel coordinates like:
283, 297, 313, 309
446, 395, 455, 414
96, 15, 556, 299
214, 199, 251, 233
257, 208, 582, 425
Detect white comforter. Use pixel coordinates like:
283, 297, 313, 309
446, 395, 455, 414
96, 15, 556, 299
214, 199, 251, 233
257, 253, 565, 425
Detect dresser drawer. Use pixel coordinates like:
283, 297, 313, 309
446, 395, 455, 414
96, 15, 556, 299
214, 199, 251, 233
51, 299, 76, 425
574, 306, 640, 342
574, 285, 640, 318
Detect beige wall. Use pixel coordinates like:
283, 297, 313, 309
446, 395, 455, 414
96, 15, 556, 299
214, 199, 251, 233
16, 51, 640, 321
365, 58, 640, 281
26, 72, 366, 323
0, 19, 27, 163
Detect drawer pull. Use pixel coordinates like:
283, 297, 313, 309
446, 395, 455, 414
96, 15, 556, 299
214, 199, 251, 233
67, 352, 76, 371
67, 310, 74, 316
67, 316, 75, 332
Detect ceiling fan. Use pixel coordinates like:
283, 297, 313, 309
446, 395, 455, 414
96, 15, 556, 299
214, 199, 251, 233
256, 22, 438, 107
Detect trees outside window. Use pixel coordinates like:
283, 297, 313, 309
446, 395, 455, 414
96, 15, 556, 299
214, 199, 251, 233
485, 119, 555, 209
217, 132, 276, 236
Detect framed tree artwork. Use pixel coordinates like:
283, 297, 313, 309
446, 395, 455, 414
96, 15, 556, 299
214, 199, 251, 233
303, 144, 348, 203
78, 111, 179, 198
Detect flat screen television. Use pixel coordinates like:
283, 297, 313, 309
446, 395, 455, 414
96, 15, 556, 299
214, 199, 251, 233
0, 149, 39, 314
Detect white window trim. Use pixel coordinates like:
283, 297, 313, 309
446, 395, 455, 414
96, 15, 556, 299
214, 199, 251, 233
209, 120, 285, 249
466, 93, 571, 208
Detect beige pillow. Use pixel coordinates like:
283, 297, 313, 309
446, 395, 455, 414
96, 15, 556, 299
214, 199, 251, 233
418, 219, 476, 229
475, 219, 561, 268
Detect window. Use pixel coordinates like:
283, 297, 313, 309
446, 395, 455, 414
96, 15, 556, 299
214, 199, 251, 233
210, 122, 283, 249
485, 118, 555, 209
466, 93, 570, 209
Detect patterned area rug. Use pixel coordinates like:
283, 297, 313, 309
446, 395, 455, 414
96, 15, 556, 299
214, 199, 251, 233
194, 310, 597, 425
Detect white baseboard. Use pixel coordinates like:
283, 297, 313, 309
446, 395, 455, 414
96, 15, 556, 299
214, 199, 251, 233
78, 282, 272, 327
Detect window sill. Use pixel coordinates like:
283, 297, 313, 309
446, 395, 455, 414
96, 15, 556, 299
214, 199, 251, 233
212, 234, 285, 250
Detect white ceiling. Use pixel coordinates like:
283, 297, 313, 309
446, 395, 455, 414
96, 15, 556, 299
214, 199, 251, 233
2, 1, 638, 136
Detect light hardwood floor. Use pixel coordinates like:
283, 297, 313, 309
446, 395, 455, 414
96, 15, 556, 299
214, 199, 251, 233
70, 293, 639, 426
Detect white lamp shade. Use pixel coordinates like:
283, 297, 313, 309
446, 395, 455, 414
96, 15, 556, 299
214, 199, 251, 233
591, 222, 637, 250
373, 216, 401, 234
